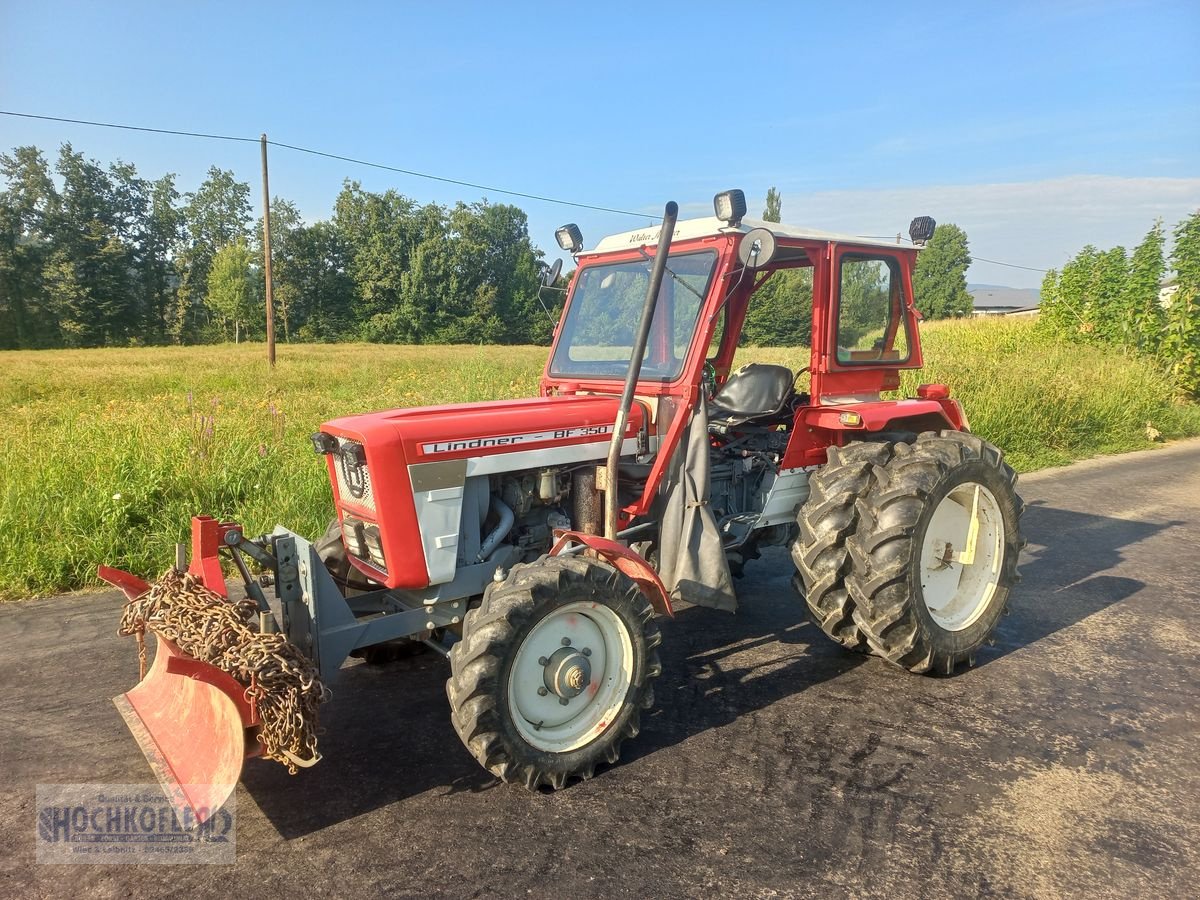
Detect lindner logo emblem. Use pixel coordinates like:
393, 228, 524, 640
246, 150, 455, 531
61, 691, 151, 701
339, 445, 368, 499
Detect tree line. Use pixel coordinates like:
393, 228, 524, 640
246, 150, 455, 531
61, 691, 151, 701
1039, 212, 1200, 396
1, 152, 977, 353
0, 143, 557, 349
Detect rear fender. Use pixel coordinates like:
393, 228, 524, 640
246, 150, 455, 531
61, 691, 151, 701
549, 530, 673, 618
783, 398, 962, 468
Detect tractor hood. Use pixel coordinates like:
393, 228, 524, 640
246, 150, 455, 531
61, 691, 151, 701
322, 394, 644, 466
316, 395, 647, 590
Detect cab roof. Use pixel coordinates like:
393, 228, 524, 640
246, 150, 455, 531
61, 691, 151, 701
586, 216, 910, 256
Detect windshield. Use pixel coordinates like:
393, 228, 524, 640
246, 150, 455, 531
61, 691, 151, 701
549, 250, 718, 381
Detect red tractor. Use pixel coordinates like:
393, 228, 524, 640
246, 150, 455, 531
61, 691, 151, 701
102, 192, 1023, 820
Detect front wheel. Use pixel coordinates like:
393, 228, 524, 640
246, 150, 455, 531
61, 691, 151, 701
847, 431, 1024, 675
447, 555, 661, 788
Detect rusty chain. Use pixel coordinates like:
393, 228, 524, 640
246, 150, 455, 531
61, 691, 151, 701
118, 568, 330, 774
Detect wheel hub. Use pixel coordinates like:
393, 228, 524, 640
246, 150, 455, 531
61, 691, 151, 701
543, 646, 592, 700
920, 481, 1004, 631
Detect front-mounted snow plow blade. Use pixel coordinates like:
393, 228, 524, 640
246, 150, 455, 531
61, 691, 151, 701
99, 563, 262, 827
101, 515, 471, 826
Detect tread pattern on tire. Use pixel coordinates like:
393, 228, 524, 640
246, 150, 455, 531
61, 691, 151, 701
446, 554, 661, 789
792, 441, 897, 650
846, 430, 1024, 675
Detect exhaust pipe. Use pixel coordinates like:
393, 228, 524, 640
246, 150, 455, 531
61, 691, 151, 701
604, 201, 678, 539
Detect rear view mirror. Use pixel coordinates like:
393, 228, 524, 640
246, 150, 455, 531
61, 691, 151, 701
540, 258, 563, 288
738, 228, 777, 269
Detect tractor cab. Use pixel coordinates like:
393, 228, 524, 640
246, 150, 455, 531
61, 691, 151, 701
540, 192, 965, 524
541, 199, 927, 408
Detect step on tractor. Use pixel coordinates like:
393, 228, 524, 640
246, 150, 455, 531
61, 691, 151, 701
101, 191, 1024, 824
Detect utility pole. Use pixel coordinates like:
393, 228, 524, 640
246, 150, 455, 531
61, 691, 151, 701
260, 133, 276, 368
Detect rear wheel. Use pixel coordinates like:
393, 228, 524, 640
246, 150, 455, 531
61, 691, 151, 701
447, 555, 661, 788
792, 441, 896, 650
847, 431, 1024, 675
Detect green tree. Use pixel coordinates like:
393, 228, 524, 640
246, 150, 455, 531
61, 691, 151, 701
0, 146, 59, 348
175, 167, 252, 342
1058, 245, 1101, 338
334, 180, 437, 342
207, 239, 258, 342
1165, 210, 1200, 395
49, 145, 141, 346
1036, 267, 1064, 336
763, 187, 782, 224
1121, 221, 1165, 352
912, 223, 973, 318
261, 197, 303, 342
443, 200, 542, 343
741, 268, 812, 346
285, 220, 355, 341
140, 174, 183, 341
1088, 245, 1129, 342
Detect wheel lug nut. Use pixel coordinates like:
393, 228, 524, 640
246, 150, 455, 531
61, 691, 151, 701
558, 697, 569, 706
538, 656, 549, 666
581, 647, 591, 657
561, 637, 571, 646
537, 686, 548, 696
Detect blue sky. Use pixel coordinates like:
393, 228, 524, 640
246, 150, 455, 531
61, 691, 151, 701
2, 0, 1197, 287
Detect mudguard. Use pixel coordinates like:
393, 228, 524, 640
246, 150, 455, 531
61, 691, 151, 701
549, 530, 673, 618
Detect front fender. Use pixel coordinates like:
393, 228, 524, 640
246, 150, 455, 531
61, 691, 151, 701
549, 530, 673, 618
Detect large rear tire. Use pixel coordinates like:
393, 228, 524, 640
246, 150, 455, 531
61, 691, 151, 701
847, 431, 1023, 675
791, 441, 896, 650
447, 555, 661, 789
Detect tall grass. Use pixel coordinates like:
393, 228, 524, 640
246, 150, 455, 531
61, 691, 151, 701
1, 319, 1197, 598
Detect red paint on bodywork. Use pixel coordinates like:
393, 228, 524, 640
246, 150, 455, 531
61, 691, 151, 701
188, 516, 243, 597
97, 565, 150, 602
322, 396, 647, 589
549, 530, 673, 618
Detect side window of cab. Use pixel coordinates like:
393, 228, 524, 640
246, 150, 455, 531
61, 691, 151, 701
835, 254, 910, 364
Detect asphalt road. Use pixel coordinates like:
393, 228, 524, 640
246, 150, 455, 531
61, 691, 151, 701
3, 440, 1199, 899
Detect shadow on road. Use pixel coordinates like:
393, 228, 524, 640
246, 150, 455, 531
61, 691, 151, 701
241, 650, 497, 838
244, 500, 1180, 837
985, 500, 1182, 663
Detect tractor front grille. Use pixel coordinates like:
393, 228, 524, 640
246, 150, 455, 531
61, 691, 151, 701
333, 438, 376, 513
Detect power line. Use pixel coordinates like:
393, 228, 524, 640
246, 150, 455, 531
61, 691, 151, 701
857, 233, 1049, 274
0, 109, 654, 220
265, 139, 651, 219
970, 256, 1049, 274
0, 109, 258, 145
1, 109, 1056, 268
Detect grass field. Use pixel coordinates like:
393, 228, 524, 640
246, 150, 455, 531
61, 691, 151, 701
2, 319, 1198, 599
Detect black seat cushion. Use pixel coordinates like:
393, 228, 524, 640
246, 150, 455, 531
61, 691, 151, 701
709, 363, 794, 419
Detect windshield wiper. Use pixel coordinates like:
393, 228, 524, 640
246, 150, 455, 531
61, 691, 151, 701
637, 247, 705, 304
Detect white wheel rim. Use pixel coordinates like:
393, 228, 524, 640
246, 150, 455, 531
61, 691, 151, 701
919, 481, 1005, 632
506, 601, 633, 753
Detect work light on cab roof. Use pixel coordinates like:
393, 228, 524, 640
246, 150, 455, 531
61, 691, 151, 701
713, 188, 748, 226
97, 187, 1022, 829
555, 223, 583, 253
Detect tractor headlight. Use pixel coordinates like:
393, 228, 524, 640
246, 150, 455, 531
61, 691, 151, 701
713, 189, 747, 227
341, 517, 366, 556
311, 432, 338, 455
362, 524, 386, 571
556, 223, 583, 253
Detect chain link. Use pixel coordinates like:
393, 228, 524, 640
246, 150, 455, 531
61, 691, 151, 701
118, 569, 331, 774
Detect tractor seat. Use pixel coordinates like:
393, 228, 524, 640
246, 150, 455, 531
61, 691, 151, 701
708, 363, 795, 429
